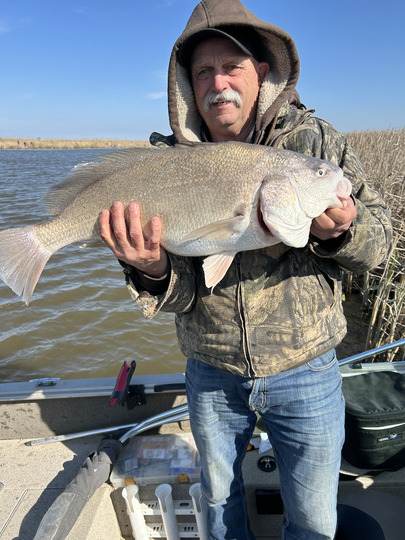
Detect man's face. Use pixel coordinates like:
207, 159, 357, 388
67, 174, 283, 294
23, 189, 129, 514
190, 38, 269, 142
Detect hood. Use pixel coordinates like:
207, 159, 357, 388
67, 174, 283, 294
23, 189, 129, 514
167, 0, 300, 143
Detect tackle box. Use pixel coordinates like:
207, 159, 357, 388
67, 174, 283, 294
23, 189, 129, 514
110, 433, 201, 488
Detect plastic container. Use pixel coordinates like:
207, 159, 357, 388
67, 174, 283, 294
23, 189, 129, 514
111, 433, 201, 488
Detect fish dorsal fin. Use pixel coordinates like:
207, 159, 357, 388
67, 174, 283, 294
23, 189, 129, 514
42, 160, 103, 215
203, 251, 237, 289
180, 215, 245, 243
42, 148, 158, 216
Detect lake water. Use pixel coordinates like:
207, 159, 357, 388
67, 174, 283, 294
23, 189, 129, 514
0, 149, 185, 383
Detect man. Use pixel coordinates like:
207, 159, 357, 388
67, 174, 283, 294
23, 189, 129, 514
99, 1, 392, 538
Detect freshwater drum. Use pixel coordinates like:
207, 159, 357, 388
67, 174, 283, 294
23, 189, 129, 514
0, 142, 351, 304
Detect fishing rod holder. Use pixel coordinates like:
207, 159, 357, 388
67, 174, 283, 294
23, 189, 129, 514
110, 360, 146, 410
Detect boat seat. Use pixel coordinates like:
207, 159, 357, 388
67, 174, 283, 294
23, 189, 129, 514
336, 489, 405, 540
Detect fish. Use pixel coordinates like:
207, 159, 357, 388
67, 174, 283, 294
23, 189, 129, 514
0, 141, 352, 304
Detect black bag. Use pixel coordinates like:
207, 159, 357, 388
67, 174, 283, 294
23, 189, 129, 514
342, 371, 405, 470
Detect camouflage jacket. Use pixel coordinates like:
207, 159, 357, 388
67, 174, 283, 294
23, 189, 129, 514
124, 102, 392, 377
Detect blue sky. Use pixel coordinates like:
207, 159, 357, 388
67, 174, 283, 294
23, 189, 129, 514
1, 0, 404, 140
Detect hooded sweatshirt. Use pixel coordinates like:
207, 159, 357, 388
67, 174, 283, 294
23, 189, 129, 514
125, 0, 392, 377
167, 0, 300, 145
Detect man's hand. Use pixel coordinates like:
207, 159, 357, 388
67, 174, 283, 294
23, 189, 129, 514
310, 197, 357, 241
99, 201, 168, 277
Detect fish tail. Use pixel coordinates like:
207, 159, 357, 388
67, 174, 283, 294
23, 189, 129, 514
0, 226, 53, 305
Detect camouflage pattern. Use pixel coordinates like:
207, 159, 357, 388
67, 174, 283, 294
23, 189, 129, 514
125, 102, 392, 377
125, 0, 391, 376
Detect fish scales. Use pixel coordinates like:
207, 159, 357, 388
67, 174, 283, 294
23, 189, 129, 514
0, 142, 351, 303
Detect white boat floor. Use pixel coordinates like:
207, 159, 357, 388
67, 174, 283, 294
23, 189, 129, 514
2, 434, 405, 540
0, 436, 123, 540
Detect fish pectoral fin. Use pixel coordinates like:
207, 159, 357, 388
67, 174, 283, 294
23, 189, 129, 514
271, 219, 311, 248
180, 216, 245, 243
202, 252, 237, 289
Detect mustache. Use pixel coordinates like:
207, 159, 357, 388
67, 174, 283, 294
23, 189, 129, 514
203, 90, 243, 112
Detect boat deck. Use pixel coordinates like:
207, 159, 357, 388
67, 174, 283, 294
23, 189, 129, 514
1, 365, 405, 540
2, 433, 405, 540
0, 436, 121, 540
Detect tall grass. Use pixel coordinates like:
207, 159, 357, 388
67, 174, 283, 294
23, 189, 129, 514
345, 128, 405, 360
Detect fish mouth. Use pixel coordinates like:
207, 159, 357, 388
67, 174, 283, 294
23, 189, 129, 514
337, 176, 352, 199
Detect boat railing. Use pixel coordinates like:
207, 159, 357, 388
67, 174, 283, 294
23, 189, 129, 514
26, 338, 405, 446
338, 337, 405, 366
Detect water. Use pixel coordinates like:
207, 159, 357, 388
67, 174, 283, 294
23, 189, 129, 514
0, 149, 186, 382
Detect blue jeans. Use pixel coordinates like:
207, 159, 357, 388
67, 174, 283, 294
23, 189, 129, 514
185, 351, 345, 540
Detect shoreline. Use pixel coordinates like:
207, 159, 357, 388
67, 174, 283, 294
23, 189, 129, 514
0, 137, 151, 149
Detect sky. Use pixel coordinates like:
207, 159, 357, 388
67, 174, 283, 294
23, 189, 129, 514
0, 0, 404, 140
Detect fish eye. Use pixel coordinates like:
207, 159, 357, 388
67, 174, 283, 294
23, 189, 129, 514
316, 168, 327, 177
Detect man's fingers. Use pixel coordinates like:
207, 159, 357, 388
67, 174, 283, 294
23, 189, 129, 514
326, 197, 357, 225
148, 216, 162, 250
110, 201, 129, 244
98, 201, 168, 275
311, 197, 357, 240
127, 202, 162, 250
127, 202, 145, 247
99, 209, 115, 246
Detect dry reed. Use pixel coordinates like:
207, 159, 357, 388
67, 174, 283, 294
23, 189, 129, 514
0, 138, 151, 149
345, 128, 405, 360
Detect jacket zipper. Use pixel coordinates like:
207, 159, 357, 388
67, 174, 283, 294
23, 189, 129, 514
236, 254, 256, 378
